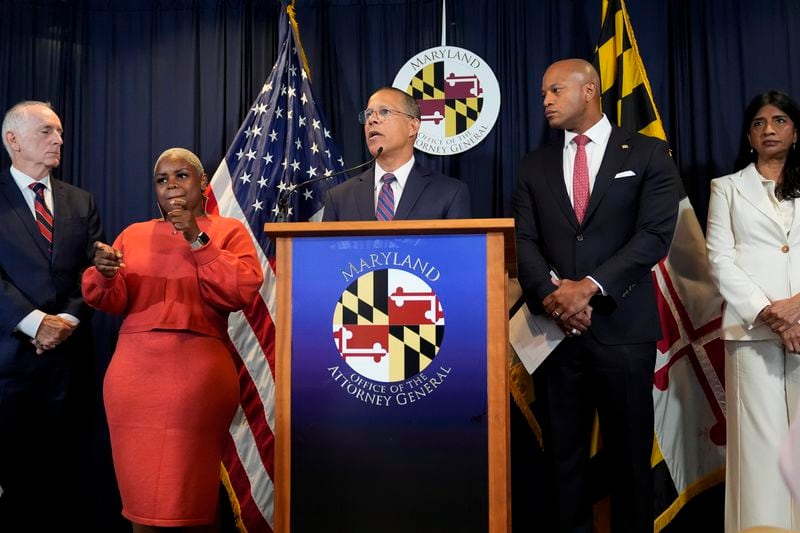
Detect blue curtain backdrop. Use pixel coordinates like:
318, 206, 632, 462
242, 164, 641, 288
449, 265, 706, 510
2, 0, 797, 530
5, 0, 799, 236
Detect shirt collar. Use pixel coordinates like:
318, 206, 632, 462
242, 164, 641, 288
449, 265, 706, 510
9, 165, 52, 190
563, 114, 612, 148
374, 155, 415, 191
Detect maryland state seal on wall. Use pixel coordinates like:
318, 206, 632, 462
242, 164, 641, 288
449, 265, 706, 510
332, 268, 445, 383
393, 46, 500, 155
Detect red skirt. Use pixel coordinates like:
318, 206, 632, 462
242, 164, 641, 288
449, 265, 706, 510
104, 331, 239, 526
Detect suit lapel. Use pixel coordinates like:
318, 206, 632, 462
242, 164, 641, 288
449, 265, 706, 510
0, 171, 51, 259
50, 179, 69, 262
394, 162, 430, 220
354, 168, 377, 220
543, 143, 580, 230
733, 164, 787, 234
582, 127, 631, 225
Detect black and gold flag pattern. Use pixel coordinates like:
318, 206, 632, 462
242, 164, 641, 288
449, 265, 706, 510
590, 2, 718, 531
333, 269, 389, 326
333, 270, 444, 381
407, 61, 484, 136
409, 62, 446, 101
592, 0, 667, 141
388, 324, 443, 379
445, 98, 483, 136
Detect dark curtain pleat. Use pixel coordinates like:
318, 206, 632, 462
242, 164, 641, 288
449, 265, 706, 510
7, 0, 800, 233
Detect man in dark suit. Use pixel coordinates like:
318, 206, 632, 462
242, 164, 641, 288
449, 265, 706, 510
322, 86, 470, 221
512, 59, 679, 532
0, 101, 103, 530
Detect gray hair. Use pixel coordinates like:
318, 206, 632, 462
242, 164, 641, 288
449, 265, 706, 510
373, 86, 421, 119
154, 147, 205, 176
2, 101, 56, 156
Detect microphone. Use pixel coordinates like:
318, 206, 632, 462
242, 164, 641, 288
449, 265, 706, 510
274, 147, 383, 222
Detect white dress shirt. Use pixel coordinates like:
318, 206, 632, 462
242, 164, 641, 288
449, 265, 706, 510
561, 116, 613, 295
10, 165, 55, 218
562, 114, 613, 203
761, 177, 796, 235
374, 156, 415, 210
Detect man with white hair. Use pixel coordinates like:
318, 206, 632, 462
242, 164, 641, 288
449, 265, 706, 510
0, 100, 103, 529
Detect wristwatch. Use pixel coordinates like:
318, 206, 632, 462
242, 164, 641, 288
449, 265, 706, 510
190, 231, 210, 250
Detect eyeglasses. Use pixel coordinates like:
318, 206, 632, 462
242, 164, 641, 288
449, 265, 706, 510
358, 107, 418, 124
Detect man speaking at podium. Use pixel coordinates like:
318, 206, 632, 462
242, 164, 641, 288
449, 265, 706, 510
322, 86, 470, 221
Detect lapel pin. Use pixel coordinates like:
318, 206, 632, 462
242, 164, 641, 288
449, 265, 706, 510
621, 144, 630, 150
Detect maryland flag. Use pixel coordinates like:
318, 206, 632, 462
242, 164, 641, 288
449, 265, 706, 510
592, 0, 726, 530
407, 61, 484, 136
594, 0, 665, 139
332, 269, 445, 382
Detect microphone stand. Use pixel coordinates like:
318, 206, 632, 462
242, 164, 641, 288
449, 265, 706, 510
274, 147, 383, 222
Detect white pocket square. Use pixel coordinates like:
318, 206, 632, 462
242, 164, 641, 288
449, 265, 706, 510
614, 170, 636, 179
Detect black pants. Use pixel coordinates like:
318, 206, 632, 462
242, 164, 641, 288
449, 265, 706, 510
0, 363, 90, 532
533, 334, 656, 533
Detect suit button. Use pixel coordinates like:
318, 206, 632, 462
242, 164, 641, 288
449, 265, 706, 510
576, 234, 584, 242
782, 244, 790, 253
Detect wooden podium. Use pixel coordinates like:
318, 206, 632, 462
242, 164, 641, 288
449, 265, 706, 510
266, 218, 515, 533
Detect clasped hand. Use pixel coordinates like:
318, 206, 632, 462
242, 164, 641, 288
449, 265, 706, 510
760, 295, 800, 333
780, 324, 800, 353
760, 295, 800, 352
542, 278, 598, 336
31, 314, 76, 354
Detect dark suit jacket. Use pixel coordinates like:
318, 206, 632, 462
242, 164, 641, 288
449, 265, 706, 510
321, 161, 471, 221
0, 168, 103, 528
0, 169, 103, 372
512, 126, 679, 345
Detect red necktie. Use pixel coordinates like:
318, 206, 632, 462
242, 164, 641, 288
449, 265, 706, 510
572, 134, 590, 223
376, 173, 396, 221
29, 182, 54, 254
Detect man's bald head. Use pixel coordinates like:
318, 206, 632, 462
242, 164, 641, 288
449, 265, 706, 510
548, 58, 600, 87
541, 58, 602, 132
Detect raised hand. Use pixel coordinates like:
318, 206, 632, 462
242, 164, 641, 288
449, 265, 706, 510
166, 197, 201, 242
93, 241, 124, 278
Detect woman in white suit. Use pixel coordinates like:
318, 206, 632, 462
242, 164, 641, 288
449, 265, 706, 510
707, 90, 800, 533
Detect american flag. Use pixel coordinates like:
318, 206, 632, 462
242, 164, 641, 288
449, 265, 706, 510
205, 4, 348, 531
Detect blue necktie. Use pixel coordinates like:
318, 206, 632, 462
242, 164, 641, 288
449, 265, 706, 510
376, 173, 396, 221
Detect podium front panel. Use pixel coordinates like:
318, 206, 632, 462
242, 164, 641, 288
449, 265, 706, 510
290, 233, 488, 532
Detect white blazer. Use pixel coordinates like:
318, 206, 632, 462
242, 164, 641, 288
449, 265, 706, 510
706, 163, 800, 341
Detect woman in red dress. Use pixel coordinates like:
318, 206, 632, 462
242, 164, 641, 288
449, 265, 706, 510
82, 148, 263, 532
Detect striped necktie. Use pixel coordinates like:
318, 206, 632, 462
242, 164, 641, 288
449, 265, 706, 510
376, 173, 396, 221
572, 134, 591, 223
29, 182, 54, 254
